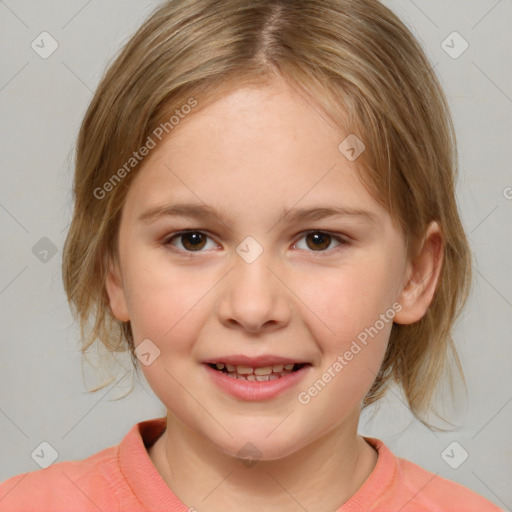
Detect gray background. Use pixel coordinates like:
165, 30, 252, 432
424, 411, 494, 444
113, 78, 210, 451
1, 0, 511, 508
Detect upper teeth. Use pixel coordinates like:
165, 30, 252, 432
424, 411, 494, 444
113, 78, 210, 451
215, 363, 295, 374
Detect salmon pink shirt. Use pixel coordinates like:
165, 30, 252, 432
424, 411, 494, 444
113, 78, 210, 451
0, 417, 501, 511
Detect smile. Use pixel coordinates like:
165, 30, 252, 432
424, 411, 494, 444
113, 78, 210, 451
203, 361, 311, 401
207, 362, 307, 381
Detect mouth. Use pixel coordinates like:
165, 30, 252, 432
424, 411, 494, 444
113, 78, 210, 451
203, 358, 312, 401
206, 362, 309, 381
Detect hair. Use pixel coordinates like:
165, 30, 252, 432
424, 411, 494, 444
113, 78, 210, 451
62, 0, 472, 426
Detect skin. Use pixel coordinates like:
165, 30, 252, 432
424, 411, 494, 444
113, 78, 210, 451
106, 76, 443, 511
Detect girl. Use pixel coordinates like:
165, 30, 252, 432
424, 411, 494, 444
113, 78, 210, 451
0, 0, 502, 510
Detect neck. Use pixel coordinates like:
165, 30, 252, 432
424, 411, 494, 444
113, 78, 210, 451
149, 412, 378, 512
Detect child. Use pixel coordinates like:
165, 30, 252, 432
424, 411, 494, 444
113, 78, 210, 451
0, 0, 503, 510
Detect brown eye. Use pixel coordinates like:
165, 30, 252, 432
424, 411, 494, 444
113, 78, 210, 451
181, 232, 207, 251
166, 231, 213, 252
294, 231, 347, 254
305, 232, 332, 251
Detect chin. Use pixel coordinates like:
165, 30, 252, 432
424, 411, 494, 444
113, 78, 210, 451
218, 438, 301, 463
204, 420, 309, 463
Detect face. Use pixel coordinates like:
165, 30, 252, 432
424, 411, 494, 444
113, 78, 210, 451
106, 78, 421, 461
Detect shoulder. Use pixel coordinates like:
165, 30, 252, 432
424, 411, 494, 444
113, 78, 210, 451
0, 418, 167, 512
355, 438, 503, 512
387, 442, 502, 511
0, 445, 125, 512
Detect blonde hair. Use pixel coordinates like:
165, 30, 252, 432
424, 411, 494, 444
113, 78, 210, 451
62, 0, 471, 424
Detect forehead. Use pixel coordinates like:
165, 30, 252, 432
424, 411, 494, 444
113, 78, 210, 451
122, 79, 387, 224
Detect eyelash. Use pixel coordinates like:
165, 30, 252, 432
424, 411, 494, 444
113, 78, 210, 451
162, 230, 350, 256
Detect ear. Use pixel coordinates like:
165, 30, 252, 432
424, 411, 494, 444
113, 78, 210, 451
394, 221, 444, 325
105, 255, 130, 322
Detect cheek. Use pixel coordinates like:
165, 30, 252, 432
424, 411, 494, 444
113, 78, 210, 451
293, 265, 395, 420
121, 250, 210, 350
290, 257, 399, 410
295, 258, 398, 350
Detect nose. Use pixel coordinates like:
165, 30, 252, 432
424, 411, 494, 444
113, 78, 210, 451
217, 253, 292, 334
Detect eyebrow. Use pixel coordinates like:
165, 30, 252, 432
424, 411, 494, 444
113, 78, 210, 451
138, 202, 378, 226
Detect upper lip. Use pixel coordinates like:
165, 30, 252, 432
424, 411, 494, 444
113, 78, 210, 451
202, 355, 311, 367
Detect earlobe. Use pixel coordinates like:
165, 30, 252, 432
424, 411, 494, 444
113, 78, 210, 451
105, 257, 130, 322
394, 221, 444, 325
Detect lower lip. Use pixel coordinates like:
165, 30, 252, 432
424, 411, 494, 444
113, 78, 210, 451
204, 364, 311, 401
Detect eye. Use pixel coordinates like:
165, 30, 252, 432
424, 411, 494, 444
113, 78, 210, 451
293, 231, 347, 253
163, 230, 349, 254
164, 230, 218, 252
